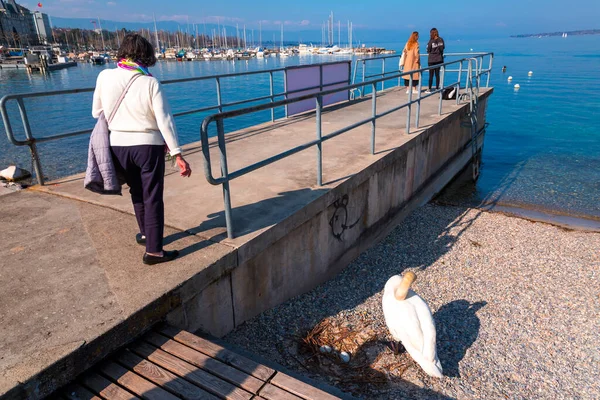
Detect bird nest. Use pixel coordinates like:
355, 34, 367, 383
296, 317, 412, 392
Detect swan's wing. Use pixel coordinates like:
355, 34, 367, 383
410, 294, 438, 363
383, 298, 424, 352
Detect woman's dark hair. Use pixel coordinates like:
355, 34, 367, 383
430, 28, 439, 40
117, 34, 157, 67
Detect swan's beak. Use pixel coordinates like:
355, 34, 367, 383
394, 271, 416, 300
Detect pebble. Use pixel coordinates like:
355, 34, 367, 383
226, 204, 600, 399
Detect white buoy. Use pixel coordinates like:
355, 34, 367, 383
514, 84, 520, 89
507, 76, 513, 81
339, 351, 351, 363
528, 71, 533, 76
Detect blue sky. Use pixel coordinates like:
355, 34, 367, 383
24, 0, 600, 36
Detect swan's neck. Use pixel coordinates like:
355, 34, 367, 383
394, 272, 416, 300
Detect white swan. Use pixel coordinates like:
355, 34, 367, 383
382, 272, 443, 378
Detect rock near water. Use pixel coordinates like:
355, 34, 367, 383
0, 166, 31, 182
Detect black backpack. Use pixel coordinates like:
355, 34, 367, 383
442, 86, 458, 100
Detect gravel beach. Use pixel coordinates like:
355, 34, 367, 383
225, 204, 600, 399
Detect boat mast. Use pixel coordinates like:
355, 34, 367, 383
97, 17, 106, 50
243, 25, 247, 49
153, 14, 159, 53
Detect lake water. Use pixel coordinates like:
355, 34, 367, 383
1, 36, 599, 220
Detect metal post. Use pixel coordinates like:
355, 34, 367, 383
361, 60, 366, 98
381, 58, 386, 92
316, 95, 323, 186
416, 76, 423, 128
371, 83, 377, 154
16, 99, 44, 185
486, 54, 493, 88
457, 61, 463, 105
406, 75, 413, 134
216, 77, 223, 113
438, 66, 445, 115
269, 71, 275, 122
216, 118, 234, 239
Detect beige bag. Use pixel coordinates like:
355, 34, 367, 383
399, 47, 407, 68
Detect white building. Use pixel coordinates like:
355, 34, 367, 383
32, 10, 51, 43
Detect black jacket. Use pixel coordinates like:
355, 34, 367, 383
427, 37, 445, 64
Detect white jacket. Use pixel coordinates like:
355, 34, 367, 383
92, 68, 182, 155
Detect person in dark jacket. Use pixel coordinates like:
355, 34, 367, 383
426, 28, 445, 93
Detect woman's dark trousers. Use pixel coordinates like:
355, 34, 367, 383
428, 61, 443, 90
111, 145, 165, 254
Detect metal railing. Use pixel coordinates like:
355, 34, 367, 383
352, 52, 494, 96
200, 53, 493, 238
0, 59, 351, 185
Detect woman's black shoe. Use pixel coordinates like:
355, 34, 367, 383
143, 250, 179, 265
136, 233, 146, 245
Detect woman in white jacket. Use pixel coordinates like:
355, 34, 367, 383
92, 34, 191, 265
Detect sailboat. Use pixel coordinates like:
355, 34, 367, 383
279, 24, 289, 57
337, 21, 354, 54
562, 32, 568, 38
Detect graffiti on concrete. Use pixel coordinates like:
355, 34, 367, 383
329, 194, 361, 241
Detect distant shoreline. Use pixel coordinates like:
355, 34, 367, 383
511, 29, 600, 38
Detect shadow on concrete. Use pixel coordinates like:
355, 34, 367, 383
176, 187, 328, 240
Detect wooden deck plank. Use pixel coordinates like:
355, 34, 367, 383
258, 384, 303, 400
129, 341, 253, 400
63, 383, 102, 400
159, 326, 275, 381
116, 349, 219, 400
99, 361, 180, 400
80, 372, 140, 400
271, 373, 341, 400
144, 332, 264, 394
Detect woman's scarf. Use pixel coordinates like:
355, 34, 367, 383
117, 59, 152, 76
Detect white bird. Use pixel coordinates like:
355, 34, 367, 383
514, 84, 521, 89
382, 272, 443, 378
507, 76, 513, 81
528, 71, 533, 76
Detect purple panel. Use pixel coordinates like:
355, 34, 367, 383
286, 62, 350, 116
322, 63, 350, 107
286, 66, 320, 116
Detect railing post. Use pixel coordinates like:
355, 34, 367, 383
457, 61, 463, 105
269, 71, 275, 122
416, 75, 423, 128
361, 60, 366, 98
216, 77, 223, 113
316, 95, 323, 186
406, 75, 413, 134
371, 82, 377, 154
216, 118, 234, 239
438, 65, 445, 115
486, 54, 493, 88
381, 58, 386, 92
16, 98, 44, 185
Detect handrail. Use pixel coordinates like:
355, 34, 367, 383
0, 59, 351, 184
199, 55, 491, 238
352, 52, 494, 96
